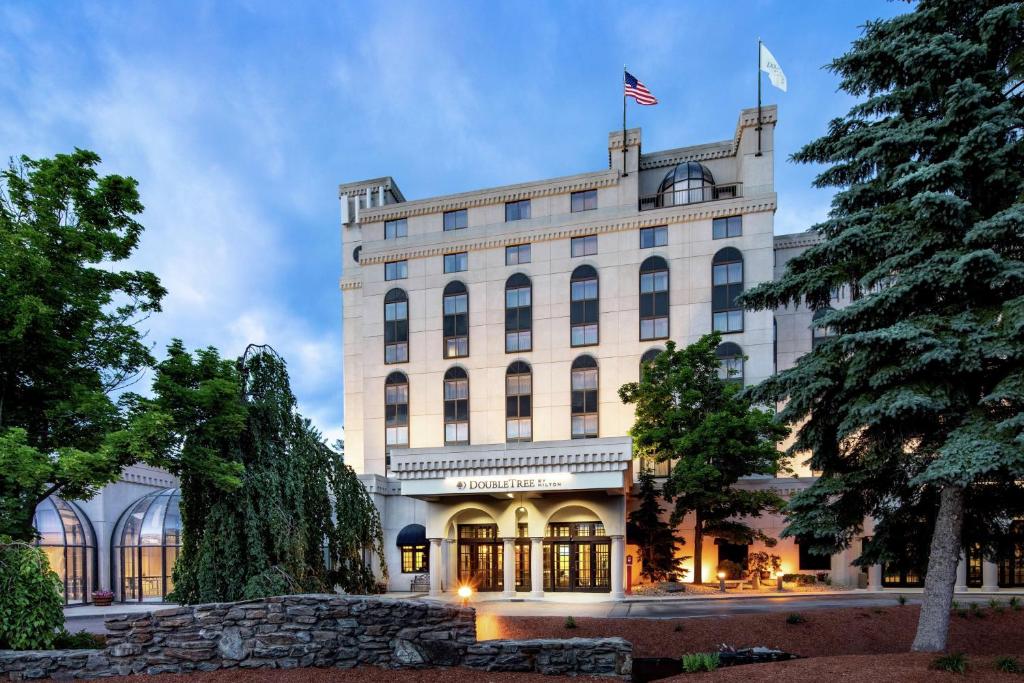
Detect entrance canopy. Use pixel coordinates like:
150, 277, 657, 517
396, 523, 426, 547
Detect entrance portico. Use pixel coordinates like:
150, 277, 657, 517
389, 437, 632, 600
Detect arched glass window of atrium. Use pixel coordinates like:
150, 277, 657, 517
506, 361, 533, 442
571, 355, 599, 439
385, 371, 410, 470
657, 161, 716, 207
443, 281, 469, 359
811, 307, 836, 349
639, 256, 669, 341
715, 341, 744, 385
443, 366, 470, 445
712, 247, 744, 333
505, 273, 533, 353
113, 488, 181, 603
32, 496, 96, 605
384, 288, 409, 364
639, 348, 662, 375
570, 265, 599, 347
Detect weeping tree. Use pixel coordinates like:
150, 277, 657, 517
741, 0, 1024, 652
145, 341, 384, 603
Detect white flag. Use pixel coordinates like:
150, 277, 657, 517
759, 43, 787, 92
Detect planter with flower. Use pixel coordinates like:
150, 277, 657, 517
92, 590, 114, 606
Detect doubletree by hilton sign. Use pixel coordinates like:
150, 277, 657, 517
398, 470, 627, 497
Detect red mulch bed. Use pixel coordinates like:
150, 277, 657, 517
478, 605, 1024, 658
110, 668, 601, 682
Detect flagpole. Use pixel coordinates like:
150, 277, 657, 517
756, 38, 763, 157
622, 65, 628, 177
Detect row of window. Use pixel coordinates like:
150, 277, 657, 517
383, 217, 742, 275
383, 248, 745, 363
384, 344, 745, 452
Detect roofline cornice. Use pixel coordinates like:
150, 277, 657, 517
359, 169, 620, 223
356, 195, 777, 265
639, 105, 778, 170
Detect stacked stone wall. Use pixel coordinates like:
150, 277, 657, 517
0, 595, 631, 679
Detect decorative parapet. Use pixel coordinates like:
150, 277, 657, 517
640, 105, 779, 169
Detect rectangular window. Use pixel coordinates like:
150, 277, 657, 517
712, 216, 742, 240
384, 300, 408, 364
505, 243, 531, 265
570, 276, 599, 347
571, 367, 598, 439
384, 260, 407, 281
444, 377, 469, 444
505, 285, 532, 353
443, 290, 469, 358
443, 209, 468, 231
505, 199, 531, 222
400, 545, 428, 573
571, 190, 597, 213
640, 226, 668, 249
385, 218, 408, 240
443, 252, 468, 273
385, 383, 409, 446
571, 235, 598, 257
713, 310, 744, 333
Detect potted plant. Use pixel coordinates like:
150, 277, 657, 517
92, 590, 114, 607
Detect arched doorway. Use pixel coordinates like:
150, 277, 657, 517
32, 496, 96, 604
447, 507, 503, 592
544, 505, 611, 592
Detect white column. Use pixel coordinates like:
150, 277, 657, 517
982, 560, 999, 591
955, 553, 967, 593
502, 538, 516, 598
354, 195, 361, 223
429, 538, 443, 597
867, 564, 883, 591
340, 195, 349, 224
530, 537, 544, 598
445, 539, 457, 593
365, 186, 371, 208
378, 185, 385, 206
610, 535, 625, 600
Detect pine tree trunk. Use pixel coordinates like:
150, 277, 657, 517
911, 484, 964, 652
692, 513, 703, 585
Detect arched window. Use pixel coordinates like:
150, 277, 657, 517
444, 366, 469, 445
657, 161, 716, 207
112, 488, 181, 603
505, 274, 532, 353
712, 247, 743, 333
715, 341, 744, 385
571, 355, 599, 439
397, 524, 428, 573
32, 496, 95, 604
384, 289, 408, 364
639, 256, 669, 341
506, 361, 533, 442
640, 348, 662, 375
443, 281, 469, 358
570, 265, 599, 347
811, 307, 836, 348
385, 371, 409, 454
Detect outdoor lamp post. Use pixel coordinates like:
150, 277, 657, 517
776, 567, 785, 592
457, 584, 473, 607
718, 571, 727, 593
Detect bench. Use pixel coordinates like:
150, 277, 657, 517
410, 574, 430, 592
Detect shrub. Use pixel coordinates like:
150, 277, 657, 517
0, 539, 65, 650
681, 652, 719, 673
786, 613, 807, 625
897, 594, 907, 606
970, 602, 984, 618
1010, 596, 1021, 611
930, 653, 967, 674
956, 607, 968, 619
674, 623, 683, 632
564, 616, 577, 629
995, 656, 1021, 674
53, 630, 105, 649
782, 573, 817, 585
716, 560, 743, 580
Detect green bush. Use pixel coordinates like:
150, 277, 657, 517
786, 612, 807, 625
995, 656, 1021, 674
0, 539, 65, 650
53, 630, 105, 649
564, 616, 577, 629
781, 573, 817, 585
930, 653, 967, 674
681, 652, 719, 673
716, 560, 743, 580
897, 594, 907, 606
1010, 596, 1021, 611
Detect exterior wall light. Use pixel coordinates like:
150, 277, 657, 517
458, 584, 473, 606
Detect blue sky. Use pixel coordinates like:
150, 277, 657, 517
0, 0, 906, 443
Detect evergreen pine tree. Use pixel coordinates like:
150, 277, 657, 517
627, 462, 686, 583
742, 0, 1024, 651
620, 336, 788, 584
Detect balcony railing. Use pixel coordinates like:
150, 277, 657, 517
639, 182, 742, 211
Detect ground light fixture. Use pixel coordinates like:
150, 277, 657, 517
458, 584, 473, 607
718, 571, 727, 593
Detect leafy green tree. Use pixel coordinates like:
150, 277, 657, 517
627, 462, 687, 582
619, 337, 788, 584
0, 149, 166, 540
147, 342, 384, 603
741, 0, 1024, 652
0, 538, 65, 650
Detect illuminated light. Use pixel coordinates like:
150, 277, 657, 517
457, 585, 473, 600
717, 571, 726, 580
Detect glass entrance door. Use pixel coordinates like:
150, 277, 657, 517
457, 524, 503, 592
543, 522, 611, 592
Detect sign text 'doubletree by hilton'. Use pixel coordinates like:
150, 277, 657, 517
449, 474, 569, 493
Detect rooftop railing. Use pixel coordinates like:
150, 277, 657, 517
639, 182, 742, 211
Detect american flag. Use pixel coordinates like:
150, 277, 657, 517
624, 71, 657, 105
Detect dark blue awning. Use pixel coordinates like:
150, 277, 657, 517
396, 524, 426, 547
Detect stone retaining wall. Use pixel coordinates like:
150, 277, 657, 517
0, 595, 632, 680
